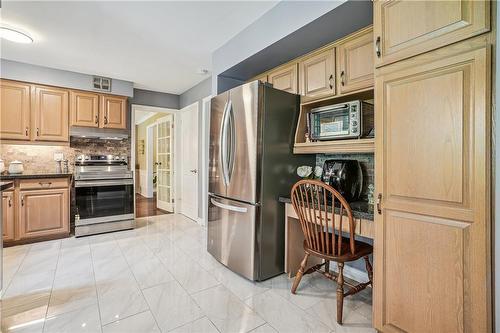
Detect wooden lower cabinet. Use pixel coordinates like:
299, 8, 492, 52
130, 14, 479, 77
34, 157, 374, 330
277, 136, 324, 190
18, 188, 69, 239
2, 191, 15, 241
374, 39, 491, 332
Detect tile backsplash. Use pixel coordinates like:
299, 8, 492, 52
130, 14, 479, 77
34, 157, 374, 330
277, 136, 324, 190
316, 153, 374, 200
1, 138, 131, 173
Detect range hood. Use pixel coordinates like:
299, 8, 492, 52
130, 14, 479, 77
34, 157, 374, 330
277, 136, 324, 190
70, 126, 129, 140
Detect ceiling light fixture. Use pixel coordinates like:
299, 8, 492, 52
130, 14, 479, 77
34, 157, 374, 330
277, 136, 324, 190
0, 27, 33, 44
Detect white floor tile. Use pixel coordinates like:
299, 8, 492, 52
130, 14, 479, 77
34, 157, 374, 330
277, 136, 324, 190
102, 310, 159, 333
192, 284, 264, 333
168, 258, 219, 294
43, 304, 101, 333
168, 317, 219, 333
249, 324, 278, 333
211, 266, 270, 301
245, 290, 331, 333
129, 257, 174, 289
142, 280, 203, 332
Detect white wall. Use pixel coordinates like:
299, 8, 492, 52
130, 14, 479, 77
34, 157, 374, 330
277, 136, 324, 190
211, 1, 345, 94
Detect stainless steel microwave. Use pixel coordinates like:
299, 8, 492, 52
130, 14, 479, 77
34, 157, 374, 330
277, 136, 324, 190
308, 100, 374, 140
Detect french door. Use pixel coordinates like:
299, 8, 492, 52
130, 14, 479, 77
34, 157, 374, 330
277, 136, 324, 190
156, 115, 174, 212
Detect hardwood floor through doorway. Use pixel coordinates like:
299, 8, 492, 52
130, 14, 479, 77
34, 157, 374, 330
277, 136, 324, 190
135, 193, 170, 218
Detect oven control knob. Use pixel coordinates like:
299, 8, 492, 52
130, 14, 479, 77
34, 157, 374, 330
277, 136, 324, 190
114, 156, 120, 160
121, 157, 126, 160
351, 121, 358, 126
352, 126, 358, 133
84, 156, 90, 160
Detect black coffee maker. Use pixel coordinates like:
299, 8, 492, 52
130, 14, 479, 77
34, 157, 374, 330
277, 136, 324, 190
322, 159, 363, 202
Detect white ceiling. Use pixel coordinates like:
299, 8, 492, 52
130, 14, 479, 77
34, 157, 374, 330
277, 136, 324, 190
1, 1, 279, 94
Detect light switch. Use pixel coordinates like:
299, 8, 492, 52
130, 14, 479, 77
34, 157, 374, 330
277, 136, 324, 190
54, 152, 64, 161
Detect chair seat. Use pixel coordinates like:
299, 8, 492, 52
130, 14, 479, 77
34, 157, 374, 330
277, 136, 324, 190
304, 234, 373, 263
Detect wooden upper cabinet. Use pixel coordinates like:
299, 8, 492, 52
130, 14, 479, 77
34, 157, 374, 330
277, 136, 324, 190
32, 85, 69, 142
374, 0, 490, 67
267, 63, 298, 94
2, 191, 15, 241
337, 28, 374, 94
299, 47, 335, 100
18, 188, 69, 239
70, 90, 99, 127
255, 74, 268, 83
100, 95, 127, 129
0, 80, 31, 140
374, 40, 491, 332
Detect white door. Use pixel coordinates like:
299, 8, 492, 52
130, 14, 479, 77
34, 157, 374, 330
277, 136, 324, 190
179, 103, 199, 221
156, 115, 174, 211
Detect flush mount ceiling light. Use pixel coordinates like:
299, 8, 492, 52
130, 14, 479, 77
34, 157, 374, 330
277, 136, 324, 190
0, 27, 33, 44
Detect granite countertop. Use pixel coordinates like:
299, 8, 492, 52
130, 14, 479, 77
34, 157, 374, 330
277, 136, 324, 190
278, 196, 374, 221
0, 172, 73, 180
0, 181, 14, 191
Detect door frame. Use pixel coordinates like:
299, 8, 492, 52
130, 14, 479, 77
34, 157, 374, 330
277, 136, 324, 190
131, 104, 177, 217
200, 95, 212, 226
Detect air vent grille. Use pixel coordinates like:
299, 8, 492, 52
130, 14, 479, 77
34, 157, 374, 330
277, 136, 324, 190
92, 76, 112, 92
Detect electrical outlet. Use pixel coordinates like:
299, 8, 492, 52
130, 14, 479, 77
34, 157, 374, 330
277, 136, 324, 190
54, 152, 64, 161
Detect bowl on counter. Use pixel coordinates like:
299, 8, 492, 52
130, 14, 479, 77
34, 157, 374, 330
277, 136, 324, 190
8, 160, 24, 174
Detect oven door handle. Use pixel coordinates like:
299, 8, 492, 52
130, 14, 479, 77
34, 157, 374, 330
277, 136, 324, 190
75, 179, 133, 187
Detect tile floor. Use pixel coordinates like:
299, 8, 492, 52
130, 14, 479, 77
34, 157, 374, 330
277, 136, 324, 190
1, 214, 375, 333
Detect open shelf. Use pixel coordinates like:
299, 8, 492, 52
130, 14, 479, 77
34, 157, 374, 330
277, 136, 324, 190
294, 138, 374, 154
293, 89, 375, 155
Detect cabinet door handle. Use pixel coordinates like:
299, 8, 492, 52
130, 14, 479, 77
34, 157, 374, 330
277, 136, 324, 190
377, 193, 382, 214
25, 127, 29, 136
328, 74, 334, 90
95, 114, 99, 124
340, 71, 345, 86
375, 36, 381, 58
8, 197, 12, 207
104, 115, 108, 124
21, 195, 24, 206
36, 128, 39, 136
39, 181, 52, 187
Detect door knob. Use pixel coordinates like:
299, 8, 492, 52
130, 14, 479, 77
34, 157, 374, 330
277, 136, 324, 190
190, 169, 198, 174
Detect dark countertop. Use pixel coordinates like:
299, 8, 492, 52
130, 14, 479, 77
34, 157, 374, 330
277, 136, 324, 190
0, 172, 73, 180
0, 181, 14, 191
278, 196, 374, 221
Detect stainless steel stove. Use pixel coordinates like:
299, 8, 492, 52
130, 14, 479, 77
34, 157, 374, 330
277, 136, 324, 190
74, 154, 134, 237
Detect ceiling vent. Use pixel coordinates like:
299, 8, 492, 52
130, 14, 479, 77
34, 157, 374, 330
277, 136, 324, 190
92, 76, 112, 92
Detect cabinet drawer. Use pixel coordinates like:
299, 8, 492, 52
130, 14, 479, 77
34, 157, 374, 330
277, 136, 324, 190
19, 178, 69, 190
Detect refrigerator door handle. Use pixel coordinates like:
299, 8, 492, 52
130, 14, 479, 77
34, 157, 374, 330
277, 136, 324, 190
227, 100, 236, 183
210, 197, 248, 213
220, 100, 230, 185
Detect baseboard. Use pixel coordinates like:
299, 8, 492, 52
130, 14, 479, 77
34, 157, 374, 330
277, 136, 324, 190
329, 261, 369, 284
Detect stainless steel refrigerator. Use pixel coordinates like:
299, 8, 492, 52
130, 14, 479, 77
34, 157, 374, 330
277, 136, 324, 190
208, 80, 314, 281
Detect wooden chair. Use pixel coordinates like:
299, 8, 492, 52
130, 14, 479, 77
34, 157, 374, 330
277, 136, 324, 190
290, 179, 373, 325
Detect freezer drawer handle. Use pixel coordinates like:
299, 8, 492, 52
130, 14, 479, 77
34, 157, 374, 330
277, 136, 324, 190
211, 198, 248, 213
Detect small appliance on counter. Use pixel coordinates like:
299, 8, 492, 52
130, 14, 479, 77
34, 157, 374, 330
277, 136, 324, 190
73, 154, 134, 237
8, 160, 24, 174
308, 100, 374, 141
322, 159, 363, 202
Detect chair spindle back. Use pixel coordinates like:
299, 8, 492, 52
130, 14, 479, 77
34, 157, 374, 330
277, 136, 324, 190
291, 179, 356, 256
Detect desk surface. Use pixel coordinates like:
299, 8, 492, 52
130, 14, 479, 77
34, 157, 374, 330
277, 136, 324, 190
278, 196, 374, 221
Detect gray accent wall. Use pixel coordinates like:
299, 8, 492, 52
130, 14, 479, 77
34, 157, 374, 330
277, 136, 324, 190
0, 59, 134, 97
179, 77, 211, 109
130, 88, 179, 109
220, 0, 372, 84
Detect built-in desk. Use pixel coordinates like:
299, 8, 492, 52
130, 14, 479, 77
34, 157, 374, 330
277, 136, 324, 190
279, 197, 374, 277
